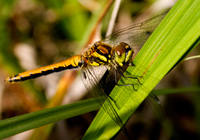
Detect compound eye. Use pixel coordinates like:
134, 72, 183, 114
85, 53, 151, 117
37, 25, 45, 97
115, 43, 125, 56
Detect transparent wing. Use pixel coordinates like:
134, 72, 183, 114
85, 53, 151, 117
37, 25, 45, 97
81, 65, 125, 128
101, 12, 167, 53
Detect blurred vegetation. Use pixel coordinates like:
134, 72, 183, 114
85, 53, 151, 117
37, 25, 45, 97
0, 0, 199, 140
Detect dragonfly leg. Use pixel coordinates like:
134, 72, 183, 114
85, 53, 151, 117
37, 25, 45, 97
119, 66, 142, 84
124, 72, 142, 84
115, 69, 141, 90
116, 83, 139, 91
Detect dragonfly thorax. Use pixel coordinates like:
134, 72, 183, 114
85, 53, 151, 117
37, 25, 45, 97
83, 41, 133, 68
83, 41, 114, 66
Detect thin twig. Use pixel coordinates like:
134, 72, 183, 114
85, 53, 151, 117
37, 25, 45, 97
184, 55, 200, 61
85, 0, 114, 47
106, 0, 121, 36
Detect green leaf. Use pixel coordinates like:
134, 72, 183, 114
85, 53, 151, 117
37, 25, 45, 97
83, 0, 200, 139
0, 99, 99, 139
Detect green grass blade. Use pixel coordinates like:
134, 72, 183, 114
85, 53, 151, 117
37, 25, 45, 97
83, 0, 200, 139
0, 99, 99, 139
154, 87, 200, 96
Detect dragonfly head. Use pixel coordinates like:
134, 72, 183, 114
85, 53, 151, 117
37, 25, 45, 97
114, 42, 133, 67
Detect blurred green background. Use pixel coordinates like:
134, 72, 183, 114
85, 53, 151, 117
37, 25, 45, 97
0, 0, 199, 140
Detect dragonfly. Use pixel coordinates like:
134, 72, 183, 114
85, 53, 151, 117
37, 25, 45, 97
5, 12, 167, 138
